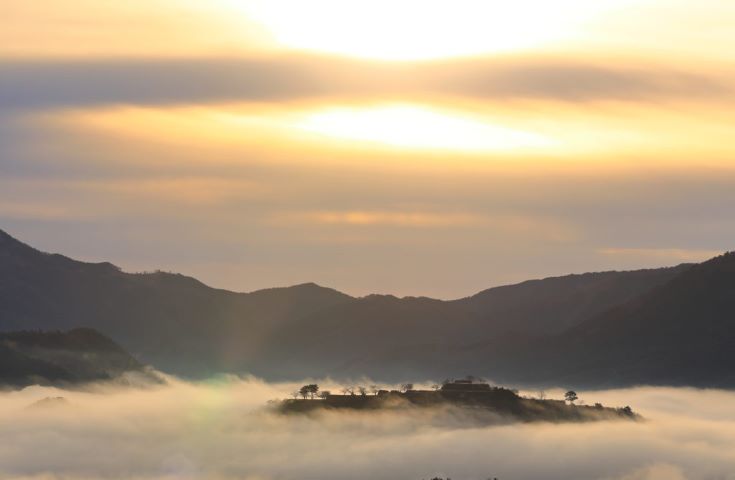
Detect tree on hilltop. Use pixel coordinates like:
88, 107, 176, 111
299, 384, 319, 399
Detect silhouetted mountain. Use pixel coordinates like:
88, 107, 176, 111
0, 328, 149, 388
392, 252, 735, 388
0, 229, 352, 375
258, 269, 689, 378
538, 251, 735, 387
453, 266, 691, 334
3, 227, 728, 387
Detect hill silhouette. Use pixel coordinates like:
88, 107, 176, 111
0, 228, 352, 375
0, 327, 151, 387
3, 227, 731, 387
279, 379, 639, 424
356, 252, 735, 388
538, 251, 735, 387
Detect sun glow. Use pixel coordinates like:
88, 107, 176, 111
295, 105, 553, 151
56, 103, 553, 154
230, 0, 631, 60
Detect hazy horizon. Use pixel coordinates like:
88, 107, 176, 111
2, 226, 715, 300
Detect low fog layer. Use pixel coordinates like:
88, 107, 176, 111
1, 377, 734, 480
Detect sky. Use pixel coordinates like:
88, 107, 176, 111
1, 0, 734, 298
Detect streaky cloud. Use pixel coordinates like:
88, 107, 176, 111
1, 55, 731, 110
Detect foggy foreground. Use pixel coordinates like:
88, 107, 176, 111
1, 376, 734, 480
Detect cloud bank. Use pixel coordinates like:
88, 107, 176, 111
1, 56, 731, 111
1, 378, 734, 480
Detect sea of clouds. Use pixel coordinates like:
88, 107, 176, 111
1, 375, 734, 480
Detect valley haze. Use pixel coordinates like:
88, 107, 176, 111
1, 379, 734, 480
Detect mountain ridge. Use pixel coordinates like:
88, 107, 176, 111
2, 227, 730, 388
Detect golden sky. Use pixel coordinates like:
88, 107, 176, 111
1, 0, 734, 297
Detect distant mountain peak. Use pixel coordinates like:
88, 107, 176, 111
0, 228, 121, 269
0, 227, 34, 250
248, 282, 353, 300
289, 282, 328, 290
696, 250, 735, 268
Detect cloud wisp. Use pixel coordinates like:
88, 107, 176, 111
1, 56, 731, 111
